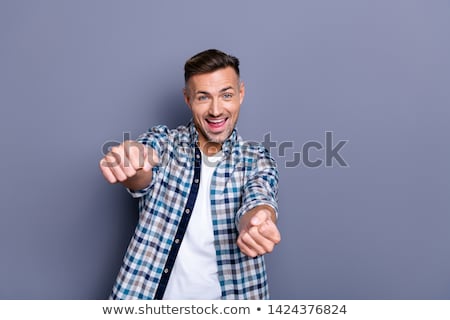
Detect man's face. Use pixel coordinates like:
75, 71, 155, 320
184, 67, 245, 153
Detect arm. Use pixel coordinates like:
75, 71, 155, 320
99, 140, 159, 191
236, 147, 280, 257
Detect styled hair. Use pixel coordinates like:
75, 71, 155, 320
184, 49, 240, 84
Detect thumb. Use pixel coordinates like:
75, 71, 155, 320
250, 209, 270, 226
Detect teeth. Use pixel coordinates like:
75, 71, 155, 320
208, 119, 225, 124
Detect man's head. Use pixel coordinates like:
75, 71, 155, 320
184, 49, 240, 84
184, 49, 245, 155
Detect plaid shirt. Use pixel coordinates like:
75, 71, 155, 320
110, 122, 279, 299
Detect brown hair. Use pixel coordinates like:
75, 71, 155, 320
184, 49, 240, 84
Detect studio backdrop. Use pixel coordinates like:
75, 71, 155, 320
1, 0, 449, 299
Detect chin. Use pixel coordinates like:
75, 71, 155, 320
207, 131, 231, 144
205, 136, 225, 145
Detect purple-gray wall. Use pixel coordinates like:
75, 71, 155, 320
1, 0, 449, 299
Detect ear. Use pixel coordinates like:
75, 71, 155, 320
183, 87, 192, 110
239, 81, 245, 105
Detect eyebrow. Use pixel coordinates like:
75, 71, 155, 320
196, 86, 234, 95
219, 86, 234, 93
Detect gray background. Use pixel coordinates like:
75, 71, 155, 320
1, 0, 449, 299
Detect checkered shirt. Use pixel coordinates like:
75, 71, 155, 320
110, 121, 279, 299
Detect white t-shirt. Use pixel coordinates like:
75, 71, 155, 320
163, 151, 222, 299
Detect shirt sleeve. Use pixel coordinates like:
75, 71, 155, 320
126, 125, 170, 198
235, 146, 279, 228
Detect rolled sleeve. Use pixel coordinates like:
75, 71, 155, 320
125, 125, 169, 198
126, 166, 159, 198
235, 146, 279, 228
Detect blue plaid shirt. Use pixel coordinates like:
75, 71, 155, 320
110, 121, 279, 299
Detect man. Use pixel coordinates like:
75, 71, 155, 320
99, 49, 280, 299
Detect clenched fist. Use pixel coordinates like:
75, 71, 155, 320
99, 140, 158, 191
237, 205, 281, 258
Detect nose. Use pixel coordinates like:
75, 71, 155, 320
209, 98, 222, 117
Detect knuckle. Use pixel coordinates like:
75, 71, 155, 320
246, 250, 257, 258
248, 226, 259, 237
242, 232, 252, 243
275, 235, 281, 244
102, 159, 117, 168
273, 231, 281, 244
117, 175, 127, 182
125, 168, 137, 178
110, 146, 121, 154
255, 247, 264, 255
123, 140, 135, 148
107, 176, 117, 184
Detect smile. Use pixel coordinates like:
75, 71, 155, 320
206, 118, 227, 131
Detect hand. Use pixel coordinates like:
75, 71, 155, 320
237, 206, 281, 258
99, 140, 158, 190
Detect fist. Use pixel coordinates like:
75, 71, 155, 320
237, 207, 281, 258
99, 140, 158, 184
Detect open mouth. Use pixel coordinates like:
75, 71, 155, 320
206, 118, 227, 132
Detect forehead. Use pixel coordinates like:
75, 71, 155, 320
187, 67, 239, 92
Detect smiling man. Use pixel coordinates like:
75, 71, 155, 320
99, 49, 280, 300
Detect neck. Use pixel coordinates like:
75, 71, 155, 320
197, 139, 222, 156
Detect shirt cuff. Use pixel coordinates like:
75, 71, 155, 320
126, 166, 158, 198
235, 200, 279, 230
127, 184, 152, 198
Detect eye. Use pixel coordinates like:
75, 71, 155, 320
223, 92, 233, 100
197, 95, 209, 101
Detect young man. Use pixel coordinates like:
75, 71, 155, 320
99, 49, 280, 299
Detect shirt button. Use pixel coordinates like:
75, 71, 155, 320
174, 239, 180, 244
164, 268, 169, 274
196, 154, 200, 159
194, 178, 199, 184
185, 208, 191, 214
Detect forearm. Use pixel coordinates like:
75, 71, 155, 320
122, 169, 153, 191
